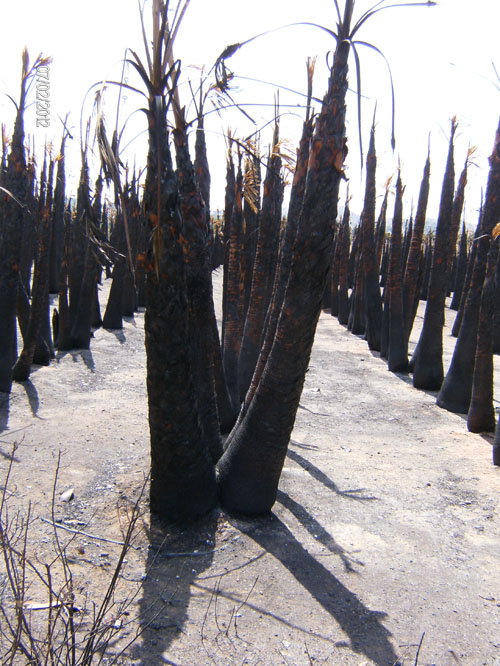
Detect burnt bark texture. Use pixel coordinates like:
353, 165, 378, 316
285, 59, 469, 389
437, 120, 500, 413
337, 204, 351, 325
144, 97, 216, 521
217, 36, 350, 515
360, 124, 382, 351
173, 123, 223, 463
467, 240, 497, 433
238, 123, 284, 401
403, 153, 430, 340
449, 222, 468, 311
0, 52, 30, 393
231, 118, 314, 433
387, 173, 408, 372
412, 121, 456, 390
222, 163, 245, 409
13, 156, 54, 381
49, 132, 68, 293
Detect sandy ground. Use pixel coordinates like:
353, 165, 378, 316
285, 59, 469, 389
1, 268, 499, 666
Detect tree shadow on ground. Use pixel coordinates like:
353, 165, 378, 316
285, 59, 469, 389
20, 380, 39, 417
287, 446, 378, 501
130, 511, 219, 665
276, 489, 364, 573
54, 349, 96, 373
236, 512, 399, 666
108, 329, 126, 344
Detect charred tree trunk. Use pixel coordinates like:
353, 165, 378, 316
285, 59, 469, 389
360, 123, 382, 351
387, 172, 408, 372
13, 156, 54, 380
0, 52, 31, 393
222, 163, 245, 408
56, 204, 74, 351
467, 240, 497, 433
230, 117, 314, 436
403, 153, 430, 340
238, 123, 284, 401
173, 123, 223, 463
221, 146, 235, 351
217, 35, 350, 515
49, 131, 68, 293
437, 120, 500, 412
411, 121, 456, 390
337, 204, 351, 325
144, 96, 216, 521
449, 222, 468, 311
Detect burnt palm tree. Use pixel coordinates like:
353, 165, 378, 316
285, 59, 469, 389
467, 238, 497, 433
131, 0, 217, 519
12, 151, 54, 381
217, 0, 435, 515
387, 171, 408, 372
360, 120, 383, 351
402, 151, 430, 340
337, 203, 351, 325
437, 121, 500, 413
0, 50, 49, 393
411, 120, 456, 389
238, 118, 284, 400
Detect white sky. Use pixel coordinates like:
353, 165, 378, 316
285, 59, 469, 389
1, 0, 499, 224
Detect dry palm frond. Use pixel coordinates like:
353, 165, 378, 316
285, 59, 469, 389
491, 222, 500, 241
272, 138, 296, 176
243, 153, 259, 214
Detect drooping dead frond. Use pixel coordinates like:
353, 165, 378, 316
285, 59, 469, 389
272, 138, 296, 178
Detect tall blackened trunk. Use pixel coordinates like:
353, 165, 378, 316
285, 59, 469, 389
0, 51, 31, 392
451, 208, 481, 337
49, 131, 68, 293
348, 244, 365, 335
173, 123, 223, 463
450, 222, 468, 311
337, 204, 351, 325
387, 172, 408, 372
13, 155, 54, 380
221, 143, 235, 351
238, 122, 284, 401
360, 123, 382, 351
403, 153, 430, 340
55, 204, 73, 351
144, 97, 216, 521
68, 160, 91, 334
217, 36, 350, 515
70, 169, 100, 350
467, 239, 497, 433
437, 120, 500, 412
229, 117, 314, 435
411, 121, 456, 389
194, 118, 235, 432
222, 162, 245, 408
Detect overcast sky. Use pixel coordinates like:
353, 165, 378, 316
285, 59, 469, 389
1, 0, 499, 223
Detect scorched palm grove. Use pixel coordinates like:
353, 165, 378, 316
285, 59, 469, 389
1, 0, 500, 528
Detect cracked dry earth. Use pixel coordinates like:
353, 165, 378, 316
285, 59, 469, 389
1, 267, 500, 666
